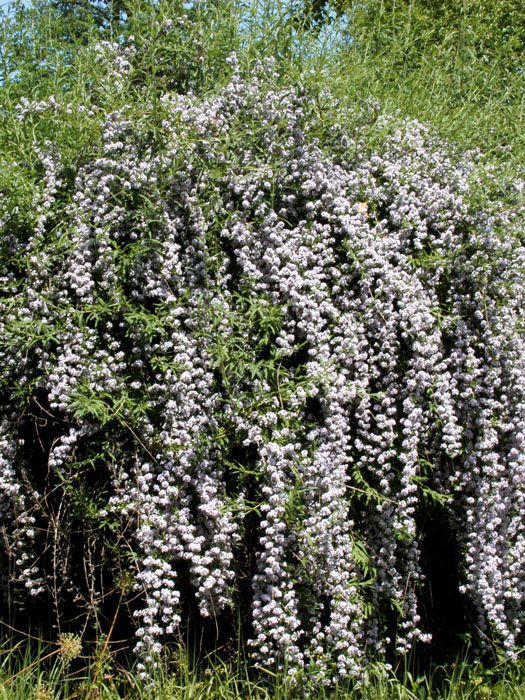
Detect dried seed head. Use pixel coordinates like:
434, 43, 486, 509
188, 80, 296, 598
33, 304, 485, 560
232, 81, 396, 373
58, 633, 82, 662
33, 682, 56, 700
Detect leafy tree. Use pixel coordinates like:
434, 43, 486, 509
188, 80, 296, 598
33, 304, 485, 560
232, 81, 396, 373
302, 0, 524, 71
50, 0, 125, 29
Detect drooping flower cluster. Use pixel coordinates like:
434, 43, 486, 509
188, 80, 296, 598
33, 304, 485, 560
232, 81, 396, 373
1, 56, 524, 682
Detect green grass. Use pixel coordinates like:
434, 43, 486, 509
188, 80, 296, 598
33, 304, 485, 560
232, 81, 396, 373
0, 635, 524, 699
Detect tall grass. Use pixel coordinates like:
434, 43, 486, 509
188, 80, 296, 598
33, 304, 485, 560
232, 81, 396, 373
0, 635, 524, 699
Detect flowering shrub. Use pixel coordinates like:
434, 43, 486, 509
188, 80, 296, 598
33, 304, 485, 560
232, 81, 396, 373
0, 54, 524, 683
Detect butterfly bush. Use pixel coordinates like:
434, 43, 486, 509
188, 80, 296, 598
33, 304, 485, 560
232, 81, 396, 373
0, 55, 524, 682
